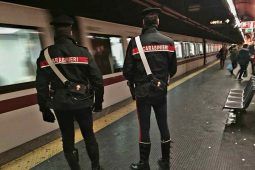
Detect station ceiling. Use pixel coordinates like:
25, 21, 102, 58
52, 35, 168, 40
1, 0, 244, 43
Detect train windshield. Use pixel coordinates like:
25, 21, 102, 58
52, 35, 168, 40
0, 26, 41, 86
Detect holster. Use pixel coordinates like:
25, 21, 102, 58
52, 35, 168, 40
149, 76, 167, 92
65, 81, 90, 95
48, 81, 94, 110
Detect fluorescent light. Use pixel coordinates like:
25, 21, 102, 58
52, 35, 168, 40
0, 27, 20, 34
86, 35, 94, 39
225, 0, 244, 40
225, 19, 230, 23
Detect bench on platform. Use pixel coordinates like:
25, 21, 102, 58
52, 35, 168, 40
223, 77, 255, 113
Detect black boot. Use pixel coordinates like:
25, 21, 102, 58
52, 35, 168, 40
130, 143, 151, 170
85, 139, 103, 170
64, 149, 81, 170
158, 140, 172, 170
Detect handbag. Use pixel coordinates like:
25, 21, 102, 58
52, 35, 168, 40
226, 63, 233, 71
216, 52, 220, 59
134, 36, 167, 97
44, 48, 93, 110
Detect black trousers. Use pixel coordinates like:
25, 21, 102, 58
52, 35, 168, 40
136, 95, 170, 143
220, 58, 225, 69
238, 64, 247, 79
232, 62, 237, 70
54, 107, 96, 153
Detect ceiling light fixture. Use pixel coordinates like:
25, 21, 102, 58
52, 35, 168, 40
225, 0, 244, 40
225, 19, 230, 23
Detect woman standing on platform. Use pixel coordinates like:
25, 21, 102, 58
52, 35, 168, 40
218, 44, 228, 69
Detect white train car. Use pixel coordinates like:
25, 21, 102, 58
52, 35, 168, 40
0, 2, 221, 155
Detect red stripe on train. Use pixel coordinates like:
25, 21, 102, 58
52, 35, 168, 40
0, 75, 125, 114
103, 75, 125, 86
0, 94, 37, 114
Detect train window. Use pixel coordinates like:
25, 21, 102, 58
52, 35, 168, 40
217, 44, 221, 51
174, 42, 183, 59
194, 43, 198, 55
87, 34, 125, 75
209, 44, 213, 53
195, 43, 202, 56
189, 43, 195, 56
206, 44, 209, 53
213, 44, 216, 52
0, 26, 41, 87
181, 43, 186, 57
199, 43, 203, 54
182, 42, 190, 57
218, 44, 222, 51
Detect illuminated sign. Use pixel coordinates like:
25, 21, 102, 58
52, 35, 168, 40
210, 20, 223, 25
240, 21, 253, 29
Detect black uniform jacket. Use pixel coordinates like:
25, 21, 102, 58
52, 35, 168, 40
36, 35, 104, 111
237, 48, 250, 66
123, 26, 177, 98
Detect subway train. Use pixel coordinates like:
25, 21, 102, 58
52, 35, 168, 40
0, 2, 222, 154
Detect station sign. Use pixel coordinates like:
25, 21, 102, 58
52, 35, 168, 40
240, 21, 255, 33
240, 21, 254, 29
210, 20, 223, 25
209, 19, 230, 25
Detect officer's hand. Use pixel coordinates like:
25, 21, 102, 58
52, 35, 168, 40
92, 103, 102, 112
41, 109, 55, 123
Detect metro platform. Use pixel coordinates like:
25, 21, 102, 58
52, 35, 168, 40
2, 61, 255, 170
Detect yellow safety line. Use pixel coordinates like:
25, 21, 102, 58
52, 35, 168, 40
168, 61, 219, 91
0, 60, 219, 170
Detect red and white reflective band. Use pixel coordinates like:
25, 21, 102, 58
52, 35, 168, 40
40, 56, 89, 68
132, 44, 175, 55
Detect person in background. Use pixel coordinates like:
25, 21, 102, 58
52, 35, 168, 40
229, 45, 238, 75
237, 44, 251, 80
218, 44, 228, 69
248, 41, 255, 75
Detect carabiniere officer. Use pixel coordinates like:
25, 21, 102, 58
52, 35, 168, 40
36, 14, 104, 170
123, 8, 177, 170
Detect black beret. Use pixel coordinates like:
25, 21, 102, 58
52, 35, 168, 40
50, 14, 74, 26
142, 7, 161, 17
